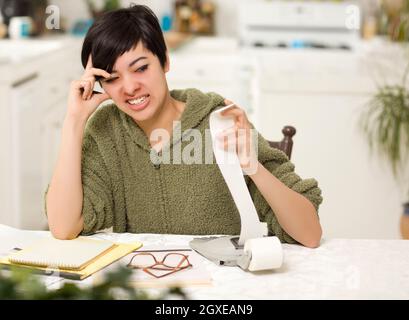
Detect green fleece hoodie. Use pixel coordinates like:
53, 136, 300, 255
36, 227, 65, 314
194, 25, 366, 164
58, 88, 322, 243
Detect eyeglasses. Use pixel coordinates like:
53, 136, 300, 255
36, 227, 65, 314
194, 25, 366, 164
127, 252, 192, 278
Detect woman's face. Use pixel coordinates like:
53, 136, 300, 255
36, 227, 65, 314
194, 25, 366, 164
100, 41, 169, 123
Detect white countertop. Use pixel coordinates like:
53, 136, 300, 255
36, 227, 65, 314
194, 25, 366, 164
1, 224, 408, 299
0, 35, 83, 85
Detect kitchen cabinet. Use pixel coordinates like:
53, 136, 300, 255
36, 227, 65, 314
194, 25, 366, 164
252, 48, 404, 239
40, 99, 67, 198
9, 73, 43, 229
0, 37, 83, 230
258, 92, 402, 239
167, 37, 257, 122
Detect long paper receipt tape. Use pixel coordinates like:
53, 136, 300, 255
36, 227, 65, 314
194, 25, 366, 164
209, 104, 268, 244
209, 104, 283, 270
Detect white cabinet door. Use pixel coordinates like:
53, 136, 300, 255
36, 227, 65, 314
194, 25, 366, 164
41, 99, 66, 198
0, 39, 83, 230
10, 74, 48, 229
257, 92, 402, 239
167, 54, 256, 121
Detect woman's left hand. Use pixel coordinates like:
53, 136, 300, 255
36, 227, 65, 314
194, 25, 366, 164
217, 99, 259, 175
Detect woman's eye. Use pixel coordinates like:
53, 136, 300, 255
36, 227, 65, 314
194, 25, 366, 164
135, 65, 148, 73
103, 77, 117, 84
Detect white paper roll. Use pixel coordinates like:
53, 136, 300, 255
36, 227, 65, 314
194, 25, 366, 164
207, 105, 284, 272
210, 104, 268, 245
244, 237, 283, 271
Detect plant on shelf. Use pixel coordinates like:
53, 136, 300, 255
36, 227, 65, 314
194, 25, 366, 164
360, 61, 409, 239
0, 266, 186, 300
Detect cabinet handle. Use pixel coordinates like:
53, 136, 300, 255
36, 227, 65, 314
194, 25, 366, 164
12, 73, 38, 88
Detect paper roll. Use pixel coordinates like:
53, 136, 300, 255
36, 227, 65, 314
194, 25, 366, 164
244, 237, 283, 271
207, 105, 283, 272
210, 104, 268, 245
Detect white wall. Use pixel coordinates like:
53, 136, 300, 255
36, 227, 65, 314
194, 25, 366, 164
212, 0, 239, 37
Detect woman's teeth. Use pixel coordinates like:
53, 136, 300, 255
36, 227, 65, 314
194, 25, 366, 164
128, 95, 148, 105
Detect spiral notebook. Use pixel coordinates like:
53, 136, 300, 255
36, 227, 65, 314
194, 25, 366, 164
0, 235, 142, 280
7, 237, 115, 271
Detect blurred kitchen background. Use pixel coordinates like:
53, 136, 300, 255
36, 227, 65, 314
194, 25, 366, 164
1, 0, 409, 240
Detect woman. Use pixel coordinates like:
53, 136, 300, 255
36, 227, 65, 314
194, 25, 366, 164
45, 5, 323, 247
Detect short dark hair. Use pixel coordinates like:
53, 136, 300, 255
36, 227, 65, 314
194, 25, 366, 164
81, 5, 167, 73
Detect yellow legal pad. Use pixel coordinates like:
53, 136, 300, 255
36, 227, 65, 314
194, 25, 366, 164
0, 237, 142, 280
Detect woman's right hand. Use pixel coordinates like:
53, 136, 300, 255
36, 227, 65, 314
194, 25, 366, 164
66, 55, 111, 122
